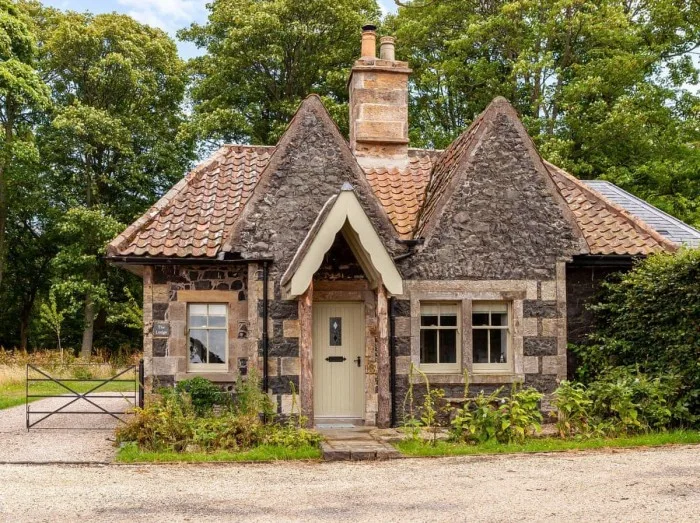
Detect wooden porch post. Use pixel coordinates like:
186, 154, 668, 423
299, 281, 314, 426
377, 283, 391, 428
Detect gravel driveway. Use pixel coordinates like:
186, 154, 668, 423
0, 394, 134, 463
1, 445, 698, 522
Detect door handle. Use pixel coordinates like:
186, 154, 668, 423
354, 356, 361, 368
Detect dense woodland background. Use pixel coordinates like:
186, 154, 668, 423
0, 0, 698, 355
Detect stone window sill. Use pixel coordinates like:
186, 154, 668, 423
410, 373, 524, 385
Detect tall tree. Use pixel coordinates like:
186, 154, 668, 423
37, 11, 192, 356
180, 0, 381, 148
0, 0, 49, 290
388, 0, 700, 226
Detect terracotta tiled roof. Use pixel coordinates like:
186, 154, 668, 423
363, 149, 437, 238
546, 161, 676, 255
108, 145, 274, 257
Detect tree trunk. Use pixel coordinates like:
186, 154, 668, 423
81, 293, 95, 359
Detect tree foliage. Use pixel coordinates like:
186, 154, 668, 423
574, 249, 700, 417
386, 0, 700, 226
180, 0, 381, 147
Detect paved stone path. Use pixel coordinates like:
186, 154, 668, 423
319, 427, 401, 460
0, 394, 134, 463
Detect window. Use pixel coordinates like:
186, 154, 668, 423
472, 302, 510, 372
188, 304, 228, 370
420, 304, 460, 372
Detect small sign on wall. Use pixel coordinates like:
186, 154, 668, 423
153, 321, 171, 337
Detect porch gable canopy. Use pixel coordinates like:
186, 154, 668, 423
281, 183, 403, 298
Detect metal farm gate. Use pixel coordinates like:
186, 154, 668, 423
25, 360, 144, 430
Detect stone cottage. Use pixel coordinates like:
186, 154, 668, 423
107, 26, 685, 427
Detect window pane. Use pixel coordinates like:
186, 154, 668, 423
189, 329, 208, 364
473, 329, 489, 363
208, 315, 226, 328
472, 313, 489, 326
439, 330, 457, 363
329, 317, 342, 346
189, 304, 207, 316
492, 313, 508, 327
490, 329, 507, 363
421, 315, 439, 327
420, 329, 438, 364
189, 315, 208, 328
208, 304, 227, 316
440, 314, 457, 327
208, 329, 227, 364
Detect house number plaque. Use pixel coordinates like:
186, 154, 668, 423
153, 322, 170, 337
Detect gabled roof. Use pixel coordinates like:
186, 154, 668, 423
108, 96, 680, 260
412, 97, 588, 255
107, 145, 273, 257
582, 180, 700, 248
281, 184, 403, 297
546, 162, 677, 255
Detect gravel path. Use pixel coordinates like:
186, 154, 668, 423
0, 394, 135, 463
1, 445, 698, 522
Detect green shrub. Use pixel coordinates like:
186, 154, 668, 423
116, 376, 321, 454
451, 385, 543, 444
552, 380, 593, 438
574, 248, 700, 418
174, 377, 226, 416
552, 369, 692, 438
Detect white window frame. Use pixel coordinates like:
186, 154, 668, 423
187, 303, 228, 372
472, 301, 512, 373
419, 303, 461, 373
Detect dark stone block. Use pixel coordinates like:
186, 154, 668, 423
269, 338, 299, 357
393, 336, 411, 356
215, 283, 229, 290
263, 300, 298, 320
238, 291, 246, 301
523, 336, 558, 356
232, 279, 243, 291
268, 375, 299, 394
391, 299, 411, 317
152, 303, 168, 320
194, 280, 212, 290
203, 270, 222, 280
523, 300, 558, 318
153, 338, 167, 357
524, 373, 558, 393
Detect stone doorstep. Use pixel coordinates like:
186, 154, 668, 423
319, 430, 402, 461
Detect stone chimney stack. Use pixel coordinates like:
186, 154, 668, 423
349, 26, 411, 167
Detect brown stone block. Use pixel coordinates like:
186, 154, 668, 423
541, 281, 557, 301
355, 121, 406, 141
360, 104, 407, 122
168, 301, 186, 322
542, 355, 564, 376
352, 88, 407, 106
541, 318, 562, 338
283, 319, 300, 338
393, 317, 411, 337
523, 356, 539, 374
361, 72, 410, 89
280, 357, 300, 376
169, 337, 186, 358
152, 284, 169, 303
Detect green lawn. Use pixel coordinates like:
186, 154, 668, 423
0, 380, 137, 410
395, 430, 700, 457
116, 443, 322, 463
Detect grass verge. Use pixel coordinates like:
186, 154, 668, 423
116, 443, 322, 463
395, 430, 700, 457
0, 381, 136, 410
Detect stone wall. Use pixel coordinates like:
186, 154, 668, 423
143, 264, 254, 389
405, 112, 582, 281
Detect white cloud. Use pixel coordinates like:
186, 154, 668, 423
117, 0, 208, 34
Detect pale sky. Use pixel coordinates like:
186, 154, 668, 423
42, 0, 399, 59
